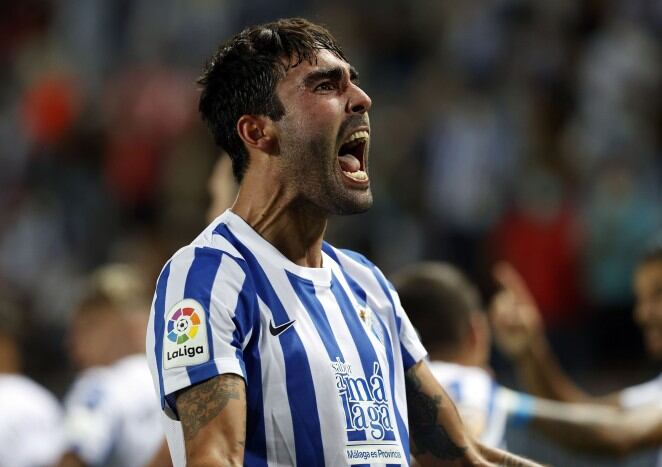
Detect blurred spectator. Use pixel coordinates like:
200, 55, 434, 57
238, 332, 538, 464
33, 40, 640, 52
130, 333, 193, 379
490, 163, 583, 328
58, 264, 166, 467
393, 261, 662, 460
0, 293, 65, 467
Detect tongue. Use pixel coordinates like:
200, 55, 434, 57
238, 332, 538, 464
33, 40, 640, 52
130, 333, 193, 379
338, 154, 360, 173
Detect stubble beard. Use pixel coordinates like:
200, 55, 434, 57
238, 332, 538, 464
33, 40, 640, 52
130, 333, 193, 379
279, 133, 373, 216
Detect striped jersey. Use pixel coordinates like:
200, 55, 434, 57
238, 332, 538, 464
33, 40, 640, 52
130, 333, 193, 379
147, 210, 427, 466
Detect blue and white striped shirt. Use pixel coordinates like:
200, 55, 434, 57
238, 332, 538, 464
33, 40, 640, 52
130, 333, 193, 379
147, 210, 427, 466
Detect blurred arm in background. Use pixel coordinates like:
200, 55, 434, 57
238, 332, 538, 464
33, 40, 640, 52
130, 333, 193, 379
491, 262, 622, 405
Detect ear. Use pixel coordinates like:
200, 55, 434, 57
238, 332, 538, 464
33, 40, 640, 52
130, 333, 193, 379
236, 115, 279, 155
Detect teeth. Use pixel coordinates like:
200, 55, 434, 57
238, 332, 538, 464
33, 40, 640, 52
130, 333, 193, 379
343, 130, 370, 145
342, 169, 368, 181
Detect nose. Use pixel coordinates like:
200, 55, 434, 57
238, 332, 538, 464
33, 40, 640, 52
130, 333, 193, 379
347, 83, 372, 114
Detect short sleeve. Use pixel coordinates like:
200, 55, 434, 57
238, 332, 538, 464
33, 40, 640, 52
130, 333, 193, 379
376, 272, 427, 370
63, 371, 116, 464
148, 246, 257, 418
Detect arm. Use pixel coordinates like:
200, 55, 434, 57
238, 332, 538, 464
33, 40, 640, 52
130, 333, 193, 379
513, 392, 662, 456
490, 263, 619, 405
175, 374, 246, 466
406, 361, 541, 467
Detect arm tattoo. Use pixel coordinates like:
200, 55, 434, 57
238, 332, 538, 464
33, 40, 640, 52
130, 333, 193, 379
176, 374, 244, 441
405, 366, 466, 460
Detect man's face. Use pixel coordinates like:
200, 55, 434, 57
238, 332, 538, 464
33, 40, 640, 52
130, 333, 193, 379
634, 260, 662, 359
272, 49, 373, 215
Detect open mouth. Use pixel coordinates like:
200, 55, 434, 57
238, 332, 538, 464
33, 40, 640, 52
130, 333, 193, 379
338, 130, 369, 183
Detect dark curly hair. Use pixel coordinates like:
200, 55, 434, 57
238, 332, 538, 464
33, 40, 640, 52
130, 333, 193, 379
198, 18, 347, 182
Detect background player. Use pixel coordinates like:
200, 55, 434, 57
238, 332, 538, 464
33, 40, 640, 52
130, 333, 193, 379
57, 263, 168, 467
393, 261, 662, 456
0, 293, 65, 467
490, 240, 662, 461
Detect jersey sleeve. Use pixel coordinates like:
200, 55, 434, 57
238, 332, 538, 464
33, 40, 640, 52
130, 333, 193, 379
63, 371, 117, 465
148, 246, 257, 418
386, 280, 428, 370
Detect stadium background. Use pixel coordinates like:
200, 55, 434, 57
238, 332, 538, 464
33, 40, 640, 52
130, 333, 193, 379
1, 0, 660, 464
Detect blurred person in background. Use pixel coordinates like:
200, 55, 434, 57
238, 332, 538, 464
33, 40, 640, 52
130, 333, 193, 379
57, 264, 168, 467
491, 239, 662, 463
0, 294, 65, 467
393, 261, 662, 457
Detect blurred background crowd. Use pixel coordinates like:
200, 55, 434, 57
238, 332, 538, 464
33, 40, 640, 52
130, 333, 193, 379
0, 0, 661, 464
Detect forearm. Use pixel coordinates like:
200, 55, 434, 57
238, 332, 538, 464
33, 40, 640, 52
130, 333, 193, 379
514, 338, 591, 403
530, 399, 662, 456
477, 443, 542, 467
406, 362, 472, 463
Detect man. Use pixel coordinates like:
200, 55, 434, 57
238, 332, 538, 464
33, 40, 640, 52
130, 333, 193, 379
58, 264, 167, 467
393, 261, 662, 456
490, 242, 662, 460
146, 18, 540, 466
0, 294, 65, 467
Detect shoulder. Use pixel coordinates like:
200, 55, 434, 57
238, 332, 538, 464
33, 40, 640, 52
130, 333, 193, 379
324, 243, 377, 270
323, 243, 389, 286
157, 232, 252, 299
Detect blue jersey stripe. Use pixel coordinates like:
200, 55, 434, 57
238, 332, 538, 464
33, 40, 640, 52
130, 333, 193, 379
447, 380, 462, 403
323, 243, 367, 306
329, 274, 379, 394
153, 262, 171, 409
371, 310, 412, 467
183, 247, 222, 383
286, 271, 345, 363
214, 226, 268, 467
366, 267, 412, 464
369, 266, 417, 369
216, 225, 323, 467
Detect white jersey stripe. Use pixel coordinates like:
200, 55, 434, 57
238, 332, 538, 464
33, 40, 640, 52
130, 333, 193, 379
256, 295, 297, 466
160, 248, 195, 405
210, 255, 247, 378
219, 226, 326, 466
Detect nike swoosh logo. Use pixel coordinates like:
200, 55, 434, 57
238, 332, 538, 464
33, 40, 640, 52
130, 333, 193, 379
269, 319, 296, 337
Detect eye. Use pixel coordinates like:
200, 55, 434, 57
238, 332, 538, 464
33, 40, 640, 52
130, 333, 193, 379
314, 81, 337, 92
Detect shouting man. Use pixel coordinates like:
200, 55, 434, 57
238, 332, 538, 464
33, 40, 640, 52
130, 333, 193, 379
146, 18, 540, 467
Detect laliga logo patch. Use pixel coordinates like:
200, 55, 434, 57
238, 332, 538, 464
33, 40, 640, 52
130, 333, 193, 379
163, 299, 209, 370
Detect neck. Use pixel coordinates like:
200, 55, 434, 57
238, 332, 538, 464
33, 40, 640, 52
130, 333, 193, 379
231, 175, 328, 268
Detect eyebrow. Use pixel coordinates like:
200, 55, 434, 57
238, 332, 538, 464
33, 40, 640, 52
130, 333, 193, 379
302, 65, 360, 88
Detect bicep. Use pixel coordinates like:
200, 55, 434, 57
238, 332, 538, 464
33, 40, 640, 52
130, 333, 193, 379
176, 373, 246, 466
